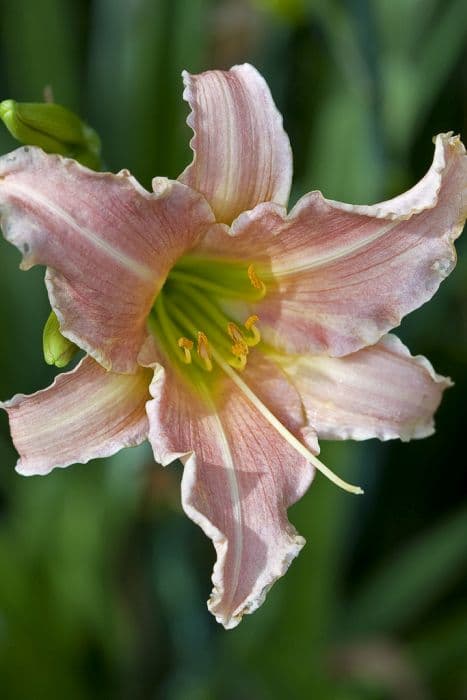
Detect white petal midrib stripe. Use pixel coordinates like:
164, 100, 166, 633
8, 182, 156, 281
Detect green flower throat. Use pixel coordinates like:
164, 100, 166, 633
149, 256, 266, 380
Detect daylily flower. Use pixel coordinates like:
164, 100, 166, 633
0, 64, 466, 629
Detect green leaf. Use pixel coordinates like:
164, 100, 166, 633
341, 506, 467, 636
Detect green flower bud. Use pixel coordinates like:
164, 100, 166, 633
43, 311, 78, 368
0, 99, 101, 170
1, 102, 101, 364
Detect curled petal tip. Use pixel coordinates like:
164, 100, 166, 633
277, 334, 453, 445
230, 132, 466, 358
152, 176, 171, 196
3, 357, 151, 475
179, 63, 292, 223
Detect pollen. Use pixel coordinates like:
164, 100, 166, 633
231, 341, 248, 358
227, 322, 247, 346
247, 264, 266, 294
153, 262, 265, 377
197, 331, 213, 371
228, 322, 249, 365
178, 336, 193, 364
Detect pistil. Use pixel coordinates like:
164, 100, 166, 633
149, 262, 364, 497
212, 349, 364, 496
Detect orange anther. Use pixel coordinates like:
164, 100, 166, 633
231, 341, 248, 358
177, 336, 193, 364
247, 264, 266, 294
244, 315, 261, 346
228, 323, 249, 361
197, 331, 213, 371
244, 314, 259, 331
227, 322, 246, 344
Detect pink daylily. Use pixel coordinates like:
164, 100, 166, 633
0, 64, 466, 629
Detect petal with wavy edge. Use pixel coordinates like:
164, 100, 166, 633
143, 348, 314, 629
178, 64, 292, 225
1, 356, 151, 475
277, 334, 452, 442
0, 147, 217, 372
200, 133, 466, 356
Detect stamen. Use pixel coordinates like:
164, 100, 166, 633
247, 264, 266, 294
227, 322, 245, 345
244, 314, 261, 346
197, 331, 213, 372
177, 336, 193, 364
228, 353, 247, 371
227, 322, 247, 351
227, 323, 249, 368
211, 347, 365, 496
231, 341, 248, 358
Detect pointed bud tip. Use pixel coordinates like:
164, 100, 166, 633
0, 99, 15, 118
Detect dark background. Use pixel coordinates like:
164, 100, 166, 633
0, 1, 466, 698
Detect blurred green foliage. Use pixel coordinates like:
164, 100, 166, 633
0, 1, 466, 699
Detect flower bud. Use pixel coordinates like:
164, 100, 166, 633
43, 311, 78, 368
0, 99, 101, 169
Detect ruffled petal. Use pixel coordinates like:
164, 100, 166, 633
277, 334, 452, 442
144, 350, 314, 628
211, 133, 466, 356
178, 64, 292, 225
1, 357, 151, 475
0, 147, 216, 372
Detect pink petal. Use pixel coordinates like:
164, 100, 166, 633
0, 147, 217, 372
178, 64, 292, 225
144, 351, 314, 628
209, 133, 466, 356
278, 334, 452, 442
1, 357, 151, 475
